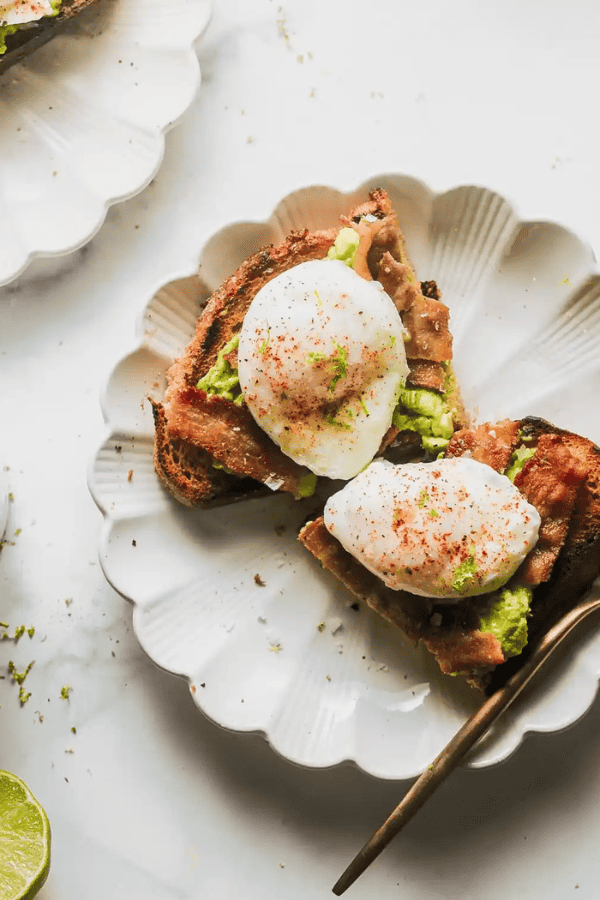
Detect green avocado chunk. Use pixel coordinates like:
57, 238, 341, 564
392, 387, 454, 452
196, 333, 243, 404
0, 24, 20, 53
479, 585, 532, 658
326, 227, 360, 267
505, 445, 536, 482
294, 471, 318, 499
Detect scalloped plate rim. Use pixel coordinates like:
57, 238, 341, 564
0, 0, 211, 287
89, 173, 600, 780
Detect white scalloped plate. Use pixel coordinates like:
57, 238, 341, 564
0, 0, 211, 286
89, 174, 600, 780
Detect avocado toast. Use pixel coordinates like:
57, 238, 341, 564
152, 190, 466, 507
299, 417, 600, 692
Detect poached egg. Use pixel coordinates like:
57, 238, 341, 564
324, 457, 541, 600
237, 259, 409, 481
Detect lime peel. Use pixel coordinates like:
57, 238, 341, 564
0, 770, 51, 900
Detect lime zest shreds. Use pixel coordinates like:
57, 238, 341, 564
8, 661, 34, 705
1, 625, 35, 642
328, 343, 348, 393
479, 586, 532, 657
60, 685, 71, 700
307, 342, 348, 393
359, 396, 369, 417
196, 333, 242, 403
451, 548, 477, 594
326, 227, 360, 267
314, 288, 323, 307
0, 770, 51, 900
325, 413, 353, 431
7, 660, 33, 686
294, 472, 317, 499
505, 446, 536, 482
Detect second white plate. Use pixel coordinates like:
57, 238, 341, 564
0, 0, 211, 286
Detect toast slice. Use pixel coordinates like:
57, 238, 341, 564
0, 0, 99, 74
299, 417, 600, 692
153, 190, 466, 507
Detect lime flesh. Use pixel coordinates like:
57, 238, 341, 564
0, 771, 50, 900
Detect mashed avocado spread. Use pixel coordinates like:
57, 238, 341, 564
479, 585, 532, 658
505, 445, 536, 482
326, 227, 360, 267
197, 333, 243, 404
392, 386, 455, 453
0, 24, 19, 53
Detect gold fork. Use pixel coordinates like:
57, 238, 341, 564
333, 587, 600, 895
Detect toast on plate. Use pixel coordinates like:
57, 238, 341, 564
299, 416, 600, 692
153, 190, 467, 507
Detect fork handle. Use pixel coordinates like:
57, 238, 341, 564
332, 596, 600, 895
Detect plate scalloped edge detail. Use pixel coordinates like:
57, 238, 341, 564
89, 174, 600, 780
0, 0, 212, 287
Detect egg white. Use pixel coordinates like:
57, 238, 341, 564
237, 259, 409, 480
324, 457, 541, 599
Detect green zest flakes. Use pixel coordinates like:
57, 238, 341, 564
8, 660, 34, 705
307, 342, 348, 393
196, 333, 243, 404
325, 413, 353, 431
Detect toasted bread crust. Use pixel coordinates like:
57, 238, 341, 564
299, 417, 600, 692
151, 400, 269, 508
158, 229, 339, 503
0, 0, 100, 74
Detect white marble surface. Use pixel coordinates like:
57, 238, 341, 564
2, 1, 600, 897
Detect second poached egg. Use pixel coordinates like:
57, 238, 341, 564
324, 457, 541, 599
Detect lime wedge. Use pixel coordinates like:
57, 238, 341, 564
0, 771, 50, 900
